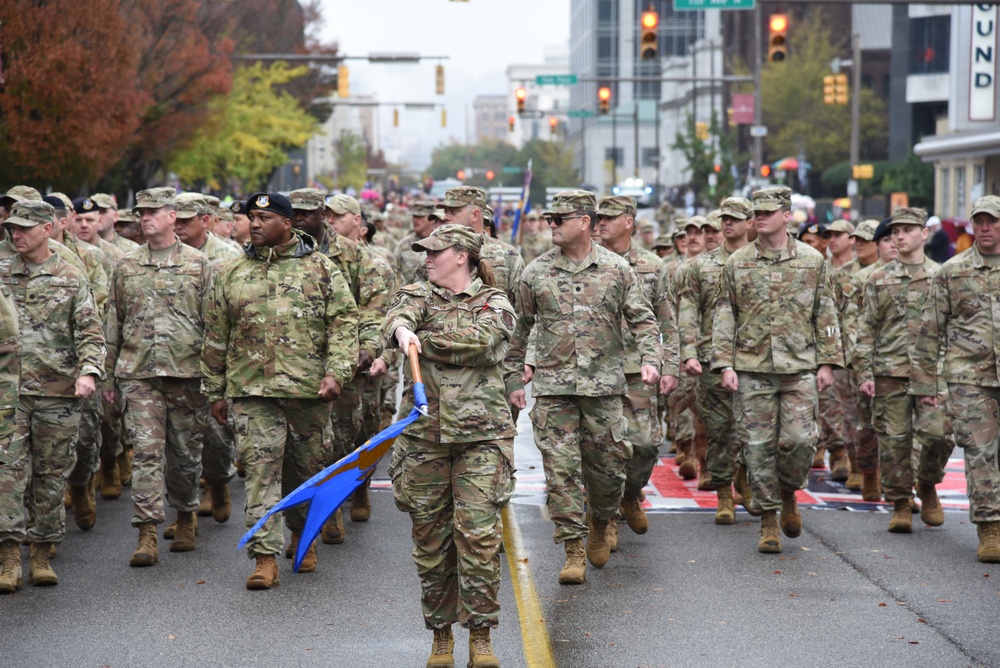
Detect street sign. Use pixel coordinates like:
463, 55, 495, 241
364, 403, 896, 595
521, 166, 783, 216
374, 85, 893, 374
749, 125, 768, 137
501, 166, 522, 174
852, 164, 874, 179
536, 74, 578, 86
567, 109, 596, 118
674, 0, 754, 10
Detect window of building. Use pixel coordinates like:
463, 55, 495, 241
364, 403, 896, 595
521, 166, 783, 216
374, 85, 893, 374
598, 0, 616, 22
910, 16, 950, 75
605, 147, 624, 166
642, 147, 660, 167
973, 164, 986, 202
956, 166, 966, 217
941, 167, 950, 218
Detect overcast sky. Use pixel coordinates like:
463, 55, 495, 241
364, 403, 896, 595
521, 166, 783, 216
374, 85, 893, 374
318, 0, 570, 168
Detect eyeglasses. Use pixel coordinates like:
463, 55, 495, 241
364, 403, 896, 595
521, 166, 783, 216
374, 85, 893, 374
545, 214, 585, 227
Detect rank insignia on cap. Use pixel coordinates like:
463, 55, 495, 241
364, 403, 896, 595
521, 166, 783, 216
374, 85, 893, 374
231, 202, 240, 212
256, 195, 269, 208
807, 224, 818, 234
83, 199, 94, 211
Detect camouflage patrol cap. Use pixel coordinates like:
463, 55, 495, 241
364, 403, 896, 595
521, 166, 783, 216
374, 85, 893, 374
134, 187, 177, 210
4, 200, 55, 228
174, 193, 205, 219
218, 207, 234, 224
91, 193, 117, 211
412, 223, 483, 260
49, 192, 74, 212
483, 205, 494, 224
684, 215, 715, 231
719, 197, 752, 220
971, 195, 1000, 218
410, 201, 436, 217
752, 186, 792, 212
204, 195, 221, 212
1, 185, 42, 203
655, 201, 675, 224
706, 210, 723, 231
652, 234, 674, 249
597, 195, 637, 217
888, 207, 928, 227
73, 197, 98, 214
544, 190, 597, 216
672, 228, 687, 238
441, 186, 487, 210
851, 219, 880, 241
326, 193, 361, 216
289, 188, 327, 211
428, 207, 447, 222
636, 219, 656, 232
828, 220, 855, 234
116, 208, 137, 224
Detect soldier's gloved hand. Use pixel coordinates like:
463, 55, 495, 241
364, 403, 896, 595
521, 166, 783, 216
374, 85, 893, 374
721, 369, 739, 393
75, 374, 97, 398
319, 375, 342, 401
522, 365, 534, 384
858, 380, 875, 398
640, 364, 660, 386
211, 400, 228, 425
369, 358, 388, 377
659, 374, 678, 396
395, 326, 421, 354
510, 390, 526, 410
683, 359, 703, 376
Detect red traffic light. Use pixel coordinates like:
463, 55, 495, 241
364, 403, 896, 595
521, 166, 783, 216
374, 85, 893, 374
456, 169, 466, 180
642, 11, 659, 29
598, 87, 611, 101
515, 87, 527, 101
760, 165, 772, 178
770, 14, 788, 32
485, 170, 495, 180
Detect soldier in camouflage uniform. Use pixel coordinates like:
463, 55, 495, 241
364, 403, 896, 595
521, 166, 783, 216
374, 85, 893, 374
0, 185, 44, 221
202, 192, 358, 589
596, 195, 679, 539
0, 279, 21, 592
0, 200, 106, 585
712, 187, 843, 554
381, 224, 514, 668
106, 187, 214, 566
913, 195, 1000, 562
393, 201, 437, 285
92, 193, 140, 255
505, 190, 661, 584
854, 207, 954, 533
230, 200, 250, 247
519, 211, 553, 264
114, 208, 145, 246
175, 193, 243, 267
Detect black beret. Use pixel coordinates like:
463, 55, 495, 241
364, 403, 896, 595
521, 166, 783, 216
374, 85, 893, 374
873, 217, 893, 242
246, 192, 294, 220
229, 200, 246, 215
73, 196, 98, 214
43, 195, 67, 211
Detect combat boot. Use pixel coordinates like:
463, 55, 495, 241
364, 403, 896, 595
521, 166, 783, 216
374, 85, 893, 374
197, 486, 213, 517
558, 539, 586, 585
734, 465, 761, 516
130, 523, 158, 567
211, 484, 231, 523
908, 496, 921, 514
758, 511, 781, 554
28, 543, 57, 586
619, 494, 648, 534
284, 531, 298, 559
468, 627, 500, 668
170, 511, 197, 552
828, 448, 849, 482
350, 478, 372, 522
236, 459, 246, 478
321, 508, 346, 544
64, 487, 72, 510
861, 471, 882, 502
586, 514, 610, 568
845, 454, 863, 491
696, 456, 712, 491
780, 489, 802, 538
164, 514, 199, 540
117, 449, 133, 487
715, 486, 735, 526
246, 554, 279, 590
812, 446, 826, 469
286, 532, 317, 573
99, 458, 122, 500
977, 522, 1000, 563
677, 456, 697, 480
69, 483, 96, 530
0, 540, 23, 593
608, 516, 619, 553
888, 499, 913, 533
426, 626, 454, 667
917, 482, 944, 526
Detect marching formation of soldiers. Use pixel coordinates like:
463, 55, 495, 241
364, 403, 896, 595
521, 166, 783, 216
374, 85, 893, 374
1, 178, 999, 668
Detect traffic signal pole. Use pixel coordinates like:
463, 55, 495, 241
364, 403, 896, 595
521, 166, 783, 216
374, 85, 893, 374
849, 33, 862, 219
753, 4, 763, 185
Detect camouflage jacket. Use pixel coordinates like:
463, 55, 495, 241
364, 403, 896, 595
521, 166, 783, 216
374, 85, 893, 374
520, 231, 553, 265
612, 243, 679, 377
415, 233, 526, 308
654, 266, 681, 378
0, 238, 88, 276
108, 239, 213, 380
0, 284, 19, 438
504, 243, 661, 397
712, 235, 843, 374
363, 244, 400, 367
0, 253, 106, 397
841, 260, 885, 365
201, 231, 359, 402
194, 232, 242, 269
110, 233, 140, 254
57, 231, 110, 316
912, 246, 1000, 395
679, 245, 736, 364
383, 278, 516, 449
853, 257, 939, 384
393, 232, 425, 285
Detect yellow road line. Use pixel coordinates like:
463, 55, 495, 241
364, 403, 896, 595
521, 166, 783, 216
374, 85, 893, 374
503, 505, 557, 668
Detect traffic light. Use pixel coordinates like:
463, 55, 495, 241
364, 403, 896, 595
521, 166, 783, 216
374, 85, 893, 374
337, 65, 349, 97
393, 109, 399, 127
486, 170, 495, 181
441, 109, 447, 127
456, 170, 466, 180
761, 165, 772, 178
823, 75, 836, 105
508, 115, 516, 132
598, 86, 611, 115
695, 121, 709, 141
640, 11, 659, 61
768, 14, 788, 62
435, 64, 445, 95
833, 73, 849, 105
549, 116, 558, 135
515, 87, 527, 115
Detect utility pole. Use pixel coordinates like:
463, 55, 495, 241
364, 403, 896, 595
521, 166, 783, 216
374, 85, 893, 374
849, 33, 862, 220
753, 5, 763, 183
612, 108, 618, 188
634, 101, 640, 178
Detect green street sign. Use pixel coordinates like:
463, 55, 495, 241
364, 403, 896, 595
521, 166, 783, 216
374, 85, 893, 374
535, 74, 578, 86
673, 0, 754, 9
501, 166, 522, 174
567, 109, 596, 118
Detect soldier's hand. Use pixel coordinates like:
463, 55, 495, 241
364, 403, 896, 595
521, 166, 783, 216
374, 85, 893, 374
859, 380, 875, 398
816, 365, 835, 392
683, 359, 703, 376
319, 375, 342, 401
395, 326, 421, 354
369, 358, 388, 377
75, 375, 97, 398
102, 390, 116, 404
510, 390, 527, 410
522, 365, 534, 384
640, 364, 660, 386
357, 350, 373, 372
919, 396, 939, 407
659, 374, 678, 396
722, 369, 739, 393
211, 400, 228, 425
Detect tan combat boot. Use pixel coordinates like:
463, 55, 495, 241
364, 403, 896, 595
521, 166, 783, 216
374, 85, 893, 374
197, 486, 214, 517
696, 456, 712, 491
845, 453, 863, 491
70, 483, 96, 531
780, 489, 802, 538
285, 531, 299, 559
211, 484, 231, 523
619, 494, 648, 534
812, 446, 826, 469
861, 471, 882, 502
608, 516, 619, 553
558, 539, 586, 584
734, 465, 761, 516
715, 486, 735, 526
468, 627, 500, 668
977, 522, 1000, 563
758, 510, 781, 554
888, 499, 913, 533
586, 514, 611, 568
130, 523, 159, 567
170, 511, 197, 552
0, 540, 23, 593
117, 449, 133, 487
164, 514, 199, 540
350, 478, 372, 522
321, 508, 346, 544
289, 532, 318, 573
917, 482, 944, 526
828, 448, 849, 482
677, 445, 697, 480
426, 626, 454, 667
246, 554, 279, 590
99, 458, 122, 500
28, 542, 58, 586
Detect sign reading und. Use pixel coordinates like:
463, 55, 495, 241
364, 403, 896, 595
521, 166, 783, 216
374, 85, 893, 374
674, 0, 754, 10
970, 4, 997, 121
536, 74, 578, 86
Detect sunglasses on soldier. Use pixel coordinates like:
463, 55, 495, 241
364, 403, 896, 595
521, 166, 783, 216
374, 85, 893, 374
545, 213, 584, 227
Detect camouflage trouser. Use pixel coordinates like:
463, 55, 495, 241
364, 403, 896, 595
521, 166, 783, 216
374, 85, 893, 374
381, 359, 400, 430
735, 372, 819, 512
120, 378, 206, 526
234, 397, 332, 558
623, 373, 662, 498
831, 368, 858, 457
851, 369, 879, 473
872, 377, 954, 502
697, 369, 740, 488
202, 410, 236, 486
1, 396, 80, 544
328, 380, 363, 463
667, 375, 697, 451
818, 368, 852, 456
948, 384, 1000, 523
531, 395, 629, 543
67, 394, 101, 487
357, 373, 384, 446
99, 386, 125, 462
389, 434, 514, 630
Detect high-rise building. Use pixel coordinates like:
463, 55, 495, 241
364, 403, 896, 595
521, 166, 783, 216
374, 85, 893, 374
474, 95, 509, 143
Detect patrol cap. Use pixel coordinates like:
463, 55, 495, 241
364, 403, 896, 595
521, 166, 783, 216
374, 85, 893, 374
428, 207, 447, 222
229, 200, 246, 215
873, 217, 893, 242
705, 210, 723, 231
441, 186, 487, 210
672, 228, 687, 239
888, 207, 928, 228
971, 195, 1000, 218
797, 222, 829, 239
73, 197, 98, 214
719, 197, 752, 220
289, 188, 327, 211
752, 186, 792, 212
174, 193, 206, 220
326, 193, 360, 216
218, 207, 234, 224
410, 201, 436, 217
1, 185, 42, 204
412, 223, 483, 260
116, 208, 137, 224
49, 192, 74, 212
246, 192, 295, 220
851, 219, 879, 241
42, 195, 67, 211
828, 220, 855, 234
655, 201, 675, 224
597, 195, 637, 217
91, 193, 117, 211
4, 200, 55, 228
134, 187, 177, 210
483, 205, 494, 224
684, 215, 714, 231
636, 219, 656, 232
204, 195, 221, 212
544, 190, 597, 216
652, 234, 674, 249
